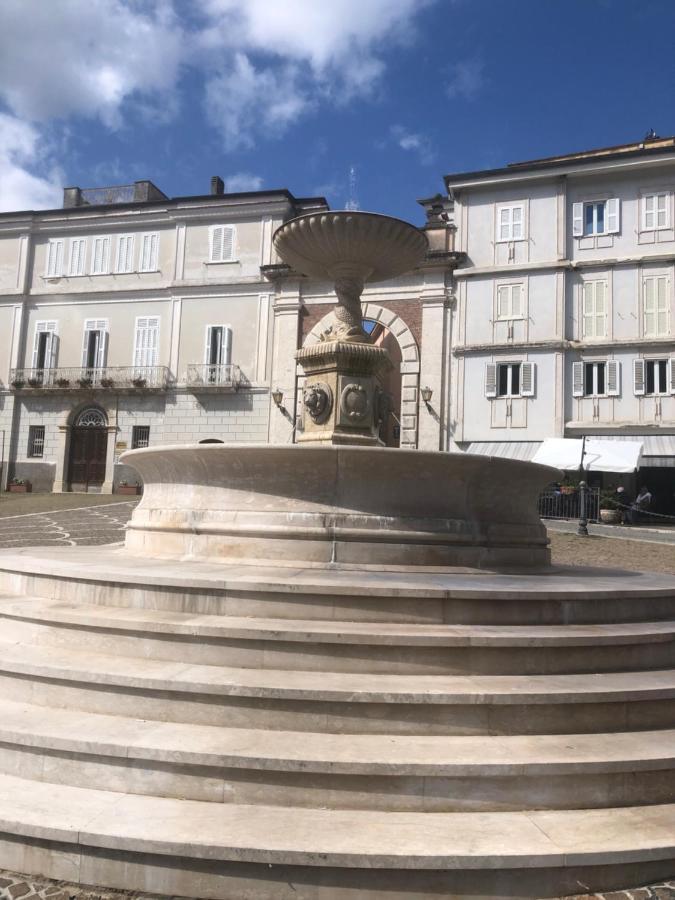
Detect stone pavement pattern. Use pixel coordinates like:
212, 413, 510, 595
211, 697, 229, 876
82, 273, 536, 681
0, 501, 137, 548
1, 869, 674, 900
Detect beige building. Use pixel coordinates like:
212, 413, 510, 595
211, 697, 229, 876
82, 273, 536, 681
0, 179, 459, 492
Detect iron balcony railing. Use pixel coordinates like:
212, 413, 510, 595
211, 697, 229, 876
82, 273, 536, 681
10, 366, 172, 390
538, 487, 600, 522
185, 364, 242, 390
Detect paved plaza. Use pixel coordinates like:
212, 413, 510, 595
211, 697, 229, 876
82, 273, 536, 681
0, 496, 138, 548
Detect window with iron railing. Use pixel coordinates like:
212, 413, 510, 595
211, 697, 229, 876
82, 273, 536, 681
132, 425, 150, 449
28, 425, 45, 458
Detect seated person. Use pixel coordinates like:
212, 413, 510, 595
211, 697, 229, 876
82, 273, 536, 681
625, 486, 652, 525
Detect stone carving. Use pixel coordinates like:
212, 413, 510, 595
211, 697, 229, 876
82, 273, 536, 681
340, 382, 370, 423
303, 382, 332, 424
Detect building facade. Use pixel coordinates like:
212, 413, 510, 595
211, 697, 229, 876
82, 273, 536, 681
445, 135, 675, 510
0, 179, 456, 492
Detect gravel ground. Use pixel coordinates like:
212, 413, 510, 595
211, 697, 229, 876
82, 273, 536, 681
549, 530, 675, 575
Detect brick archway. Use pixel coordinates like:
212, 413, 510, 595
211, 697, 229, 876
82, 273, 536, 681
303, 303, 421, 448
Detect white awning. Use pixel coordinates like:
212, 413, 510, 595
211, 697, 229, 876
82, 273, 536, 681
532, 438, 643, 473
459, 442, 542, 461
586, 434, 675, 457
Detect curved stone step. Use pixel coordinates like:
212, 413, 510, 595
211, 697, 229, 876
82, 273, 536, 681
1, 699, 674, 810
1, 639, 675, 735
1, 547, 675, 625
2, 597, 675, 675
0, 771, 674, 900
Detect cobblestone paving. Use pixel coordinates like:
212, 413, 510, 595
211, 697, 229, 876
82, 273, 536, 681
0, 501, 138, 549
0, 870, 673, 900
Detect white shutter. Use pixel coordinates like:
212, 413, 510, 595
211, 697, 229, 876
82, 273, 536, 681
606, 360, 620, 396
45, 239, 64, 277
657, 193, 669, 228
222, 325, 232, 365
669, 358, 675, 394
572, 361, 584, 397
209, 226, 236, 262
643, 195, 655, 230
606, 198, 620, 234
134, 316, 160, 368
512, 284, 522, 317
511, 206, 523, 240
140, 233, 159, 271
595, 281, 607, 337
633, 358, 646, 396
582, 283, 594, 337
68, 238, 86, 276
644, 277, 656, 336
45, 331, 58, 370
572, 203, 583, 237
520, 361, 535, 397
92, 236, 110, 275
31, 329, 41, 369
497, 285, 509, 319
204, 326, 214, 364
81, 329, 91, 367
116, 234, 134, 273
485, 363, 497, 398
656, 276, 669, 336
97, 330, 108, 368
222, 227, 235, 261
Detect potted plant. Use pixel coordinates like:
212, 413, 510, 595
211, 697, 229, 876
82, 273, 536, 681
117, 480, 142, 495
8, 477, 31, 493
27, 377, 42, 388
559, 476, 579, 496
10, 379, 25, 390
599, 489, 622, 525
132, 377, 147, 389
77, 376, 93, 389
55, 377, 71, 388
100, 377, 115, 388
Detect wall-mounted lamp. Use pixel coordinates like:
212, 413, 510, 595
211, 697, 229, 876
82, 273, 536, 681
271, 388, 284, 408
421, 385, 433, 405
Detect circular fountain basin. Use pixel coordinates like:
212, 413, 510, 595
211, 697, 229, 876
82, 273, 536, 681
121, 444, 558, 570
272, 211, 428, 282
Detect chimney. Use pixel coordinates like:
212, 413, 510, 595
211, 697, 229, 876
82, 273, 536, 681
63, 187, 83, 208
211, 176, 225, 196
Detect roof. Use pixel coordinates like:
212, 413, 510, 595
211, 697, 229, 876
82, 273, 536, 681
444, 135, 675, 188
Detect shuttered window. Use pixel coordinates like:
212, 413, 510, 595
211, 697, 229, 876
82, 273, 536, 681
572, 199, 620, 236
82, 319, 109, 369
32, 321, 58, 371
133, 316, 160, 368
497, 284, 523, 319
45, 240, 64, 277
582, 281, 608, 338
496, 205, 524, 242
139, 233, 159, 272
643, 275, 670, 337
67, 238, 87, 276
209, 225, 236, 262
573, 360, 620, 397
486, 362, 535, 398
91, 236, 111, 275
115, 234, 135, 273
643, 193, 670, 230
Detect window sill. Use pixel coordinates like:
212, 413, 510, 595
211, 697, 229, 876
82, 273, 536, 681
137, 269, 161, 274
204, 260, 240, 266
495, 238, 526, 244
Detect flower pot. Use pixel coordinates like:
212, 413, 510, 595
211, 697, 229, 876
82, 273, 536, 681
599, 508, 621, 525
8, 483, 31, 493
117, 485, 141, 495
560, 486, 577, 495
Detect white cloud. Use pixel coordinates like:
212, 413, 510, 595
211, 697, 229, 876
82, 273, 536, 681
445, 59, 485, 101
223, 172, 264, 193
390, 125, 436, 165
0, 114, 62, 212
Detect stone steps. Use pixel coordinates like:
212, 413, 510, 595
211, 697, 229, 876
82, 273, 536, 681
2, 597, 675, 674
2, 548, 675, 624
0, 699, 674, 811
1, 638, 675, 735
0, 771, 674, 900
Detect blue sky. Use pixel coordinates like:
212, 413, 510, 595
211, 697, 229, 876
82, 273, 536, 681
1, 0, 674, 224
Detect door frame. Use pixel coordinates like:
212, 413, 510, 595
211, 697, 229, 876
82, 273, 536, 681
53, 404, 117, 494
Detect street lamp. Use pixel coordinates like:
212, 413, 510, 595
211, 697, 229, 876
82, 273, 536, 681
271, 388, 284, 409
421, 385, 433, 405
577, 434, 589, 536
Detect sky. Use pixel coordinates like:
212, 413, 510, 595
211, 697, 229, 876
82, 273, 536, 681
1, 0, 674, 225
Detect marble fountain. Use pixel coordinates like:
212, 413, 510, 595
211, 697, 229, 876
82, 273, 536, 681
0, 211, 673, 900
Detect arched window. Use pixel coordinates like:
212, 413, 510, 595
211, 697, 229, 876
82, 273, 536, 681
75, 407, 107, 428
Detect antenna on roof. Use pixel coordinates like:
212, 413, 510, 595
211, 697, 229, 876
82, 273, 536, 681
645, 128, 658, 140
344, 165, 359, 211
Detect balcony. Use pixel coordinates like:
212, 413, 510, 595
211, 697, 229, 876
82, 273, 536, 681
9, 366, 172, 392
185, 364, 242, 392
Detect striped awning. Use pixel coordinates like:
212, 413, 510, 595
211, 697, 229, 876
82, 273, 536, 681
458, 442, 542, 461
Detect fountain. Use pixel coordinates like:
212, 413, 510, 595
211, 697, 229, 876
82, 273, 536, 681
0, 211, 673, 900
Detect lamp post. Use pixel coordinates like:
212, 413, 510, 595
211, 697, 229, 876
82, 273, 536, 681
577, 434, 589, 537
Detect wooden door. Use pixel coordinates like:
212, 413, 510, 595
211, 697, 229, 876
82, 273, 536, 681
68, 427, 108, 491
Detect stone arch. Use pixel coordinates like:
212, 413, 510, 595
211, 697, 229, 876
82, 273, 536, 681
303, 303, 420, 448
53, 402, 116, 494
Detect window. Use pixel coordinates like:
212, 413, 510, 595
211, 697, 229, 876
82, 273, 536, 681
642, 193, 670, 231
27, 426, 45, 458
132, 425, 150, 449
82, 319, 109, 370
572, 199, 620, 236
485, 362, 535, 398
573, 360, 620, 397
139, 232, 159, 272
133, 316, 160, 369
31, 321, 58, 372
45, 239, 64, 277
115, 234, 135, 273
496, 205, 524, 242
209, 225, 236, 262
582, 280, 608, 339
67, 238, 87, 276
643, 275, 670, 337
91, 236, 111, 275
634, 359, 672, 396
204, 325, 233, 383
496, 283, 523, 319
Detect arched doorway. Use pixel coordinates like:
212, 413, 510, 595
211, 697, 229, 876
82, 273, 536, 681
68, 407, 108, 491
363, 318, 402, 447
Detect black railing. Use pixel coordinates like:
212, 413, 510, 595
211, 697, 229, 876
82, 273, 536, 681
538, 488, 600, 521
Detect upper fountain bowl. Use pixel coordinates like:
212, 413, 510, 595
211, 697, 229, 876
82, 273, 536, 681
273, 211, 428, 283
